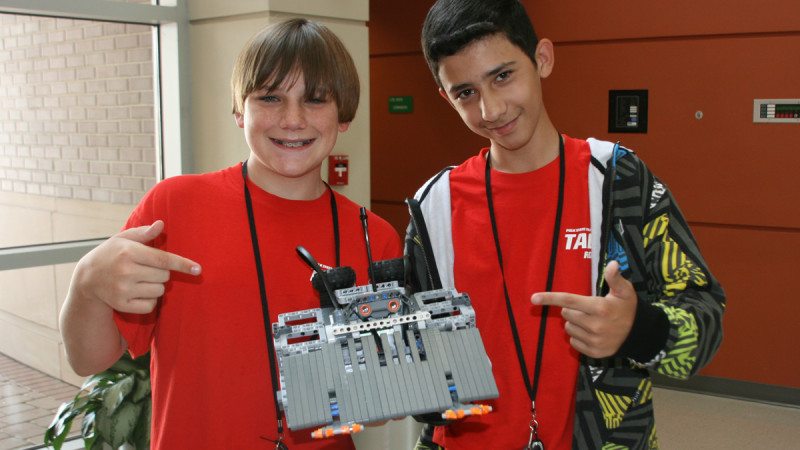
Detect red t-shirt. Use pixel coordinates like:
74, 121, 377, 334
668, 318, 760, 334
114, 164, 402, 450
437, 136, 592, 449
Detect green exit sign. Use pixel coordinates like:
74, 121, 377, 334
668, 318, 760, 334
388, 96, 413, 114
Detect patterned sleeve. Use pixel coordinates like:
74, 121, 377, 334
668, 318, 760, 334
637, 171, 726, 379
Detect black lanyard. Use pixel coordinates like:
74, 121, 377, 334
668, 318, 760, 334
241, 161, 340, 448
484, 133, 565, 448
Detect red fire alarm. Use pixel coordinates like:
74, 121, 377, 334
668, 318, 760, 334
328, 154, 348, 186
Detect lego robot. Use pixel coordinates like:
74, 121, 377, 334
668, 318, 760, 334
272, 210, 498, 439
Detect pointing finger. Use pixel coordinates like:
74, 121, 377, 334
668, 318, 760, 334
531, 292, 595, 314
135, 245, 202, 276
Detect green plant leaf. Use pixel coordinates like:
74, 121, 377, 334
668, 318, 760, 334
102, 374, 135, 415
70, 394, 95, 413
44, 399, 84, 448
95, 402, 143, 448
44, 421, 71, 450
85, 434, 102, 450
130, 376, 150, 403
132, 400, 151, 450
81, 410, 96, 440
44, 352, 152, 450
82, 370, 116, 390
82, 411, 97, 450
45, 380, 107, 449
108, 352, 142, 373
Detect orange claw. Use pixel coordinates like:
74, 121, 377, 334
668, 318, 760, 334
311, 423, 366, 439
441, 404, 494, 421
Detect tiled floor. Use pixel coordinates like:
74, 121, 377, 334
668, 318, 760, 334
0, 353, 81, 450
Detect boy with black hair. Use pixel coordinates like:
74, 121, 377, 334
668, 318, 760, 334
407, 0, 725, 448
61, 18, 401, 449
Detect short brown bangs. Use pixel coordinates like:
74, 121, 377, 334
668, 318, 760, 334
242, 20, 359, 122
257, 38, 335, 101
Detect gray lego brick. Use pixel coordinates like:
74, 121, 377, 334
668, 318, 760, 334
407, 352, 429, 415
447, 330, 478, 400
312, 349, 328, 425
379, 333, 402, 419
328, 341, 350, 423
466, 328, 499, 399
419, 328, 448, 412
348, 338, 367, 422
321, 345, 336, 423
388, 332, 408, 417
342, 340, 360, 422
375, 335, 394, 421
425, 328, 455, 411
391, 330, 413, 415
356, 339, 374, 421
457, 329, 486, 401
403, 331, 426, 415
293, 354, 309, 428
360, 337, 379, 420
364, 334, 389, 421
409, 330, 437, 413
299, 351, 313, 428
284, 355, 298, 427
287, 354, 304, 428
459, 330, 482, 398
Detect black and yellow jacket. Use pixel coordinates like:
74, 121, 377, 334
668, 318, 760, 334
405, 138, 726, 449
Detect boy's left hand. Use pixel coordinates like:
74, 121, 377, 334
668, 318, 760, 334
531, 260, 636, 359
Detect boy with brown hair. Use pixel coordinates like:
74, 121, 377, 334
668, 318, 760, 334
61, 18, 401, 449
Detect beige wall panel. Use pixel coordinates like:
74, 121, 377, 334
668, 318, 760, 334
188, 0, 368, 22
0, 201, 53, 247
0, 266, 57, 329
0, 309, 61, 377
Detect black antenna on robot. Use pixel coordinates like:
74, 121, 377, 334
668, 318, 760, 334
296, 246, 339, 309
359, 207, 379, 292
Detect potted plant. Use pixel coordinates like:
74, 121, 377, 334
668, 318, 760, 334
44, 352, 151, 450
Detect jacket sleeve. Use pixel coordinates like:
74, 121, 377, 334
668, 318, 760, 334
404, 198, 440, 294
616, 155, 726, 379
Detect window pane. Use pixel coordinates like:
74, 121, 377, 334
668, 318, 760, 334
0, 13, 158, 247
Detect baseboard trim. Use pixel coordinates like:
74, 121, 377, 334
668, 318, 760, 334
653, 374, 800, 408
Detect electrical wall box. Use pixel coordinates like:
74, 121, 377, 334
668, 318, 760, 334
753, 99, 800, 123
609, 90, 648, 133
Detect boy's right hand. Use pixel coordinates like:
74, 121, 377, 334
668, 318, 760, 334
74, 220, 201, 315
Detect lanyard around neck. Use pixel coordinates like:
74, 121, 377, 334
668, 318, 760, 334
484, 133, 565, 435
240, 161, 340, 447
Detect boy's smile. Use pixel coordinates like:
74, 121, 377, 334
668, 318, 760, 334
437, 33, 558, 172
270, 138, 315, 149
